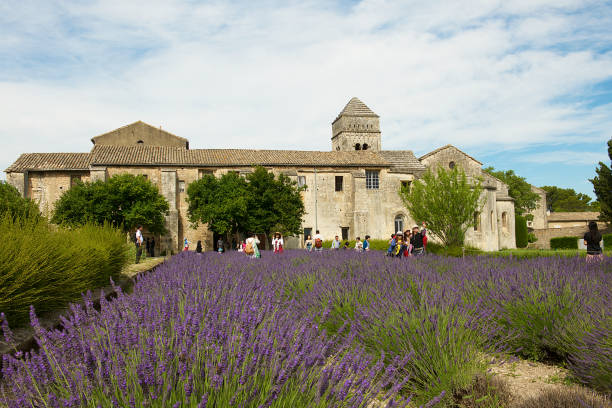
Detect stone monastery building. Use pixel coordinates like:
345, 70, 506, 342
5, 98, 517, 252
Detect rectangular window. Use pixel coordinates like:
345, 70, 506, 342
198, 169, 213, 179
474, 212, 480, 231
298, 176, 307, 188
341, 227, 349, 241
303, 227, 312, 241
178, 180, 185, 193
401, 180, 411, 191
70, 175, 81, 188
365, 170, 379, 189
335, 176, 343, 192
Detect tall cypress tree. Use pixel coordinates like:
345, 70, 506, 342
590, 138, 612, 223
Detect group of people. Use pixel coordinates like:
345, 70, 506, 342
386, 222, 427, 257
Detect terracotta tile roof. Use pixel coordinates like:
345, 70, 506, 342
378, 151, 426, 172
547, 212, 600, 222
419, 144, 483, 165
333, 97, 378, 123
5, 153, 91, 172
90, 145, 390, 167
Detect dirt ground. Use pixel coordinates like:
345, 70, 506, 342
489, 356, 611, 407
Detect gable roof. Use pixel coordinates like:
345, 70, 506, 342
5, 153, 91, 172
90, 121, 188, 144
378, 150, 426, 172
419, 144, 483, 165
89, 145, 390, 167
333, 97, 378, 123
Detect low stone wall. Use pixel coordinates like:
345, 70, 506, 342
533, 224, 611, 249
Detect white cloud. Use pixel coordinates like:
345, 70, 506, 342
0, 0, 611, 178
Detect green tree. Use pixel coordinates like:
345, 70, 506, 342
590, 138, 612, 222
0, 181, 40, 220
540, 185, 599, 212
244, 166, 306, 242
399, 166, 483, 247
186, 171, 250, 239
484, 167, 540, 217
52, 174, 169, 233
186, 167, 306, 244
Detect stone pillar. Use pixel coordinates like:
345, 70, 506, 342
161, 169, 179, 254
89, 167, 107, 182
6, 172, 27, 197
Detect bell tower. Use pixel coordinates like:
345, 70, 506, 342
331, 97, 381, 151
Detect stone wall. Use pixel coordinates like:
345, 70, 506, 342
529, 186, 548, 230
17, 171, 90, 216
92, 122, 188, 148
533, 223, 610, 249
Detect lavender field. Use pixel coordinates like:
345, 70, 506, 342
1, 251, 611, 407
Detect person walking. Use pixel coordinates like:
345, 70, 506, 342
196, 240, 203, 253
363, 235, 371, 252
217, 238, 224, 253
272, 232, 284, 254
305, 235, 314, 252
584, 221, 603, 262
410, 222, 427, 256
135, 225, 144, 264
313, 230, 324, 252
331, 235, 341, 250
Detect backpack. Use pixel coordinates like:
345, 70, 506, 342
315, 238, 323, 249
245, 241, 254, 255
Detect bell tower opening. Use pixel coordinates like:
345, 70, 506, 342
331, 97, 381, 152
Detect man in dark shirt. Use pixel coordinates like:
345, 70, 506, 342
410, 223, 426, 256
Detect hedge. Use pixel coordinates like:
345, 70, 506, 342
550, 236, 579, 250
603, 233, 611, 250
515, 215, 528, 248
0, 215, 130, 327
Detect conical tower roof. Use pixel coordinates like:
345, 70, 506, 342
333, 97, 379, 122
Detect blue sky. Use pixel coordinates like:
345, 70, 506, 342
1, 0, 611, 198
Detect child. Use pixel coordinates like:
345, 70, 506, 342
387, 234, 396, 257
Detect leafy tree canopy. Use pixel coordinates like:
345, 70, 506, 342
187, 167, 305, 240
52, 174, 169, 233
186, 171, 250, 236
0, 181, 40, 220
590, 138, 612, 222
540, 185, 599, 212
484, 167, 540, 217
399, 166, 483, 247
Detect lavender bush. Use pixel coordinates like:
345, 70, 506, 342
1, 250, 610, 407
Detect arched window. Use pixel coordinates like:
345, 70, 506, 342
394, 215, 404, 233
502, 212, 508, 232
362, 143, 369, 150
449, 161, 455, 169
490, 211, 495, 231
137, 140, 144, 144
355, 143, 361, 150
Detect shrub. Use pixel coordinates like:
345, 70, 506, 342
527, 232, 538, 243
0, 215, 130, 327
515, 215, 528, 248
322, 239, 389, 251
0, 181, 40, 220
550, 236, 578, 250
603, 233, 612, 249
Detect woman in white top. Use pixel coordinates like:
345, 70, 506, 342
272, 232, 284, 254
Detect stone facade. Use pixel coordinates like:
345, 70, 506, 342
5, 98, 517, 252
